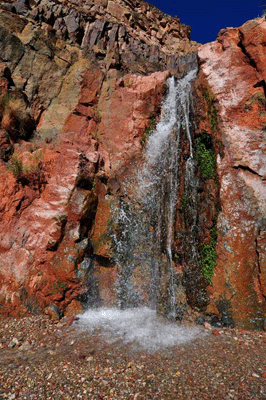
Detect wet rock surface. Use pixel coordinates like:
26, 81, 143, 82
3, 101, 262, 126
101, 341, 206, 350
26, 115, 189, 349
0, 0, 266, 332
0, 0, 186, 317
0, 315, 266, 399
198, 17, 266, 329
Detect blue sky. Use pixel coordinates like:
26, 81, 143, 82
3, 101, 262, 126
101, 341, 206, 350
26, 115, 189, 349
148, 0, 264, 43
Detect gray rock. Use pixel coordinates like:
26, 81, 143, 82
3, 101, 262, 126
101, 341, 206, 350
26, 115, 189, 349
44, 304, 62, 320
64, 13, 79, 34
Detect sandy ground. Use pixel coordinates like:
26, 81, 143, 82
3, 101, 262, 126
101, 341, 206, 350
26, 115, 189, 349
0, 314, 266, 399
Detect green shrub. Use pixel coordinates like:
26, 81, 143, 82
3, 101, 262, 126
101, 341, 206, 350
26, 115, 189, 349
244, 92, 266, 111
57, 281, 68, 290
200, 238, 216, 284
195, 134, 216, 179
199, 213, 218, 284
7, 152, 45, 190
7, 154, 23, 178
179, 195, 187, 212
141, 117, 156, 146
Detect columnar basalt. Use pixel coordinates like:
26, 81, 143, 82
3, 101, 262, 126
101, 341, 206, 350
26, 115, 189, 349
2, 0, 198, 75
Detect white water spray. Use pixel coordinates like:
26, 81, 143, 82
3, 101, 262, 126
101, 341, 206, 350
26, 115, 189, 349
113, 69, 197, 318
77, 307, 203, 351
78, 70, 202, 349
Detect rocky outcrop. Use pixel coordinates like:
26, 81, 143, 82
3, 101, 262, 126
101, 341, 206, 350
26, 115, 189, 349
0, 0, 180, 316
2, 0, 198, 75
1, 0, 266, 332
197, 18, 266, 330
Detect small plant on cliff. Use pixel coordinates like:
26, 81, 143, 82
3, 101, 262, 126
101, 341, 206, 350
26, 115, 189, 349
244, 91, 266, 111
179, 195, 187, 212
0, 92, 35, 140
199, 238, 216, 284
199, 214, 218, 284
195, 133, 216, 179
7, 152, 46, 190
7, 154, 23, 178
141, 116, 156, 146
57, 281, 68, 290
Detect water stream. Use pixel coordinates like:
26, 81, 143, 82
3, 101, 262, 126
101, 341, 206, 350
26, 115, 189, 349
113, 69, 197, 318
78, 70, 203, 349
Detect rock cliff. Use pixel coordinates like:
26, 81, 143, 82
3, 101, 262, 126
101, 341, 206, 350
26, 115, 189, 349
0, 0, 266, 330
197, 18, 266, 329
0, 0, 197, 317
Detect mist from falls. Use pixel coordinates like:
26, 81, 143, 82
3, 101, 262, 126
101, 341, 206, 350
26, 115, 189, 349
78, 69, 204, 350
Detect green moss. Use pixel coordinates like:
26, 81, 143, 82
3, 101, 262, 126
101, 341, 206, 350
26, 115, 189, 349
0, 93, 10, 113
195, 133, 216, 179
199, 213, 219, 284
200, 238, 216, 284
141, 116, 156, 146
57, 281, 68, 290
179, 195, 187, 212
203, 89, 218, 131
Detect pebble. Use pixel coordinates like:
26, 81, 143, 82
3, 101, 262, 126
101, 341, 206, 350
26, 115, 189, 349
19, 341, 31, 351
252, 373, 260, 378
0, 315, 266, 399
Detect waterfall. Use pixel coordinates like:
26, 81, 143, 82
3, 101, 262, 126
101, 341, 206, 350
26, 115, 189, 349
113, 69, 197, 319
77, 69, 205, 350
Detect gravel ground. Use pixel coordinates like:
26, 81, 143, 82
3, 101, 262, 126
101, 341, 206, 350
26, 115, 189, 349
0, 315, 266, 399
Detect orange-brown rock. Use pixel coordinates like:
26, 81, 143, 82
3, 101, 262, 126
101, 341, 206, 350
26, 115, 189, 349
2, 0, 266, 332
0, 1, 174, 316
198, 17, 266, 329
97, 70, 170, 172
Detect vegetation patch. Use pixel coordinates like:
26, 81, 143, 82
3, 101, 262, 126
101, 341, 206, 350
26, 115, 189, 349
199, 214, 218, 284
7, 154, 23, 178
141, 116, 156, 146
203, 88, 218, 131
195, 133, 216, 179
7, 152, 46, 190
244, 91, 266, 111
179, 195, 187, 212
0, 92, 35, 140
199, 238, 216, 284
57, 281, 68, 290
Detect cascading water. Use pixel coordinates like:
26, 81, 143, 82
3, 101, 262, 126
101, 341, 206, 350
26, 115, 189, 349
77, 68, 205, 350
113, 69, 198, 319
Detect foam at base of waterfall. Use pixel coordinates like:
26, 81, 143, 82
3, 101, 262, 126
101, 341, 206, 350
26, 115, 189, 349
76, 307, 205, 352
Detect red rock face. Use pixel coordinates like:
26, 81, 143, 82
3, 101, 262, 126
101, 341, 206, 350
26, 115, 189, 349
198, 18, 266, 329
0, 48, 169, 316
1, 0, 266, 331
0, 0, 174, 317
97, 71, 170, 172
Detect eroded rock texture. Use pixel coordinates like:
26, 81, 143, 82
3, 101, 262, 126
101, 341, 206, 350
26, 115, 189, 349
2, 0, 198, 74
1, 0, 266, 331
198, 18, 266, 329
0, 0, 195, 316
